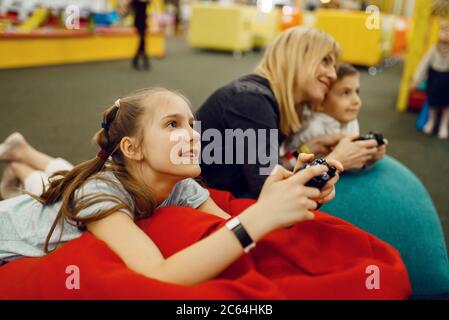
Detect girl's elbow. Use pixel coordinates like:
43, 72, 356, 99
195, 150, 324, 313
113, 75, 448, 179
142, 267, 197, 286
131, 261, 196, 286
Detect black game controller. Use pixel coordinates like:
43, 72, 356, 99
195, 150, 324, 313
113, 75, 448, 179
355, 131, 385, 146
297, 157, 337, 189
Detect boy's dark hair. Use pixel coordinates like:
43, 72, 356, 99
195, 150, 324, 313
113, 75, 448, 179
337, 64, 359, 79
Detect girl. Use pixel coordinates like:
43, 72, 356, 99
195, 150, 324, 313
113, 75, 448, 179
0, 88, 341, 286
283, 64, 387, 170
412, 20, 449, 139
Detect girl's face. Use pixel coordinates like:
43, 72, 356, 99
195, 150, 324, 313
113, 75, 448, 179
139, 94, 201, 180
296, 54, 337, 105
321, 74, 361, 124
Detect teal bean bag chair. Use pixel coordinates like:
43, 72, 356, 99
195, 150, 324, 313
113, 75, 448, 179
322, 155, 449, 299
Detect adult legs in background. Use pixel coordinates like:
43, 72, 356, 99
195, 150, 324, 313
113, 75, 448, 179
425, 67, 449, 138
133, 28, 150, 70
423, 108, 437, 135
438, 107, 449, 139
132, 0, 150, 71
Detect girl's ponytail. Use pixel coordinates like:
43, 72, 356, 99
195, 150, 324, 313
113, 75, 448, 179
37, 102, 123, 253
35, 88, 178, 253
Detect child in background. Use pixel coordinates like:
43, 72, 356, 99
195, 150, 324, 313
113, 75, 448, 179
292, 64, 361, 145
412, 20, 449, 139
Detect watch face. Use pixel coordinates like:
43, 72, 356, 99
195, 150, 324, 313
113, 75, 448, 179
226, 218, 255, 252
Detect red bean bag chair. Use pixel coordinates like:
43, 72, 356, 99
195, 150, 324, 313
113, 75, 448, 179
0, 189, 412, 300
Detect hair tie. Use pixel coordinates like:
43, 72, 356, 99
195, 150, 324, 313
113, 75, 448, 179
101, 122, 110, 131
101, 99, 120, 132
97, 149, 109, 161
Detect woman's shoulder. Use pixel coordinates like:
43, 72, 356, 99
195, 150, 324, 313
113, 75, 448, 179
232, 74, 271, 91
208, 74, 273, 102
231, 75, 276, 104
197, 74, 279, 127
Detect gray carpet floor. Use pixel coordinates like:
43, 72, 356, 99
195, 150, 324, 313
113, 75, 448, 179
0, 36, 448, 247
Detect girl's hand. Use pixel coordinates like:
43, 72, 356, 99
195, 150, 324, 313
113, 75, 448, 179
312, 157, 343, 205
293, 154, 343, 205
327, 135, 378, 170
252, 164, 330, 230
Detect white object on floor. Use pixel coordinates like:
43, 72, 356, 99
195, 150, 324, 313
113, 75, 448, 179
23, 158, 74, 196
0, 132, 24, 162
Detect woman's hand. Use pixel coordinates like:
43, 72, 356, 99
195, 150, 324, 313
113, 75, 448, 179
327, 135, 379, 170
372, 139, 388, 161
252, 163, 330, 230
304, 133, 345, 155
293, 154, 343, 205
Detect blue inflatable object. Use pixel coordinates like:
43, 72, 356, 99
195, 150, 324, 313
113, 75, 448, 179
416, 100, 430, 131
322, 156, 449, 299
92, 11, 120, 26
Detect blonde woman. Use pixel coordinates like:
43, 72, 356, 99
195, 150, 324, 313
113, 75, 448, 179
196, 27, 381, 198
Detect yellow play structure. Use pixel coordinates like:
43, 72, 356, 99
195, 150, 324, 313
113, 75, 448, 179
17, 7, 49, 33
188, 3, 255, 53
315, 9, 383, 66
396, 0, 445, 111
0, 0, 166, 69
0, 31, 164, 69
188, 2, 281, 53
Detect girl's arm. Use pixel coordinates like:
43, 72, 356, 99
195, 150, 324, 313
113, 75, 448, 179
197, 197, 232, 220
413, 47, 434, 86
87, 206, 267, 286
87, 164, 328, 286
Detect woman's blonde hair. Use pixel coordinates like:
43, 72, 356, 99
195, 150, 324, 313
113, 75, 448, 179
254, 27, 340, 136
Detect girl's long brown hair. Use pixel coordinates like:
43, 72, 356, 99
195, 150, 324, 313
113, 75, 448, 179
35, 88, 185, 253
